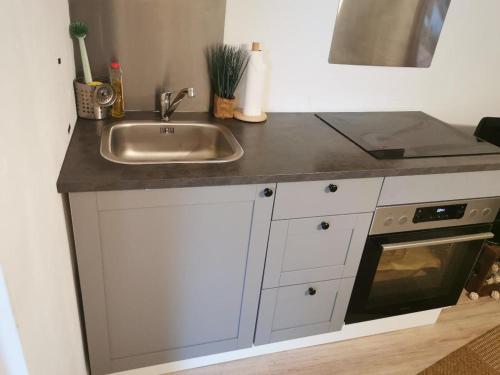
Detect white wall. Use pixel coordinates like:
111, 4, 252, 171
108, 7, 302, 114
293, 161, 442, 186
225, 0, 500, 125
0, 0, 86, 374
0, 267, 29, 375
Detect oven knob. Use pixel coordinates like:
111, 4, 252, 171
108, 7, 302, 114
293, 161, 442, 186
384, 217, 394, 226
469, 209, 478, 218
398, 216, 408, 225
482, 208, 492, 217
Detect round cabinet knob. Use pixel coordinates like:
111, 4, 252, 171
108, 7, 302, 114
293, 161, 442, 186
328, 184, 338, 193
320, 221, 330, 230
308, 287, 317, 296
263, 188, 273, 197
482, 208, 492, 217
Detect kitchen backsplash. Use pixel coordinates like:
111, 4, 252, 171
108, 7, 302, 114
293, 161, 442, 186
68, 0, 226, 111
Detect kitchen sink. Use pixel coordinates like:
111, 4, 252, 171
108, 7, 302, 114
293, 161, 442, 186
100, 120, 244, 164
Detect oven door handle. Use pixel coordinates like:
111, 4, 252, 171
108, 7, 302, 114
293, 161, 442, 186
381, 232, 494, 251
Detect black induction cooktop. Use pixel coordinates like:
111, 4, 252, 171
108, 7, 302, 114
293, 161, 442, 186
316, 111, 500, 159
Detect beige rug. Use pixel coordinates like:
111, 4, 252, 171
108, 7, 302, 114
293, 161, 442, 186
419, 324, 500, 374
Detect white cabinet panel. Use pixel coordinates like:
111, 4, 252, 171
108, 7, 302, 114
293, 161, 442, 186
273, 178, 383, 220
263, 213, 372, 289
255, 278, 355, 345
272, 280, 341, 331
379, 171, 500, 206
99, 202, 252, 359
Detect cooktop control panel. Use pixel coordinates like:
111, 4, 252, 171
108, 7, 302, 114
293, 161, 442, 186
370, 197, 500, 235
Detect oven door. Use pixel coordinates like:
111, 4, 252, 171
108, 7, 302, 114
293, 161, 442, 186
346, 224, 493, 324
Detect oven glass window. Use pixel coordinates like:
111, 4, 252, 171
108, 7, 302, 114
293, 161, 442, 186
366, 240, 480, 308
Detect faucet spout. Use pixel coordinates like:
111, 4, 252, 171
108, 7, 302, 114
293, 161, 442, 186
160, 87, 195, 121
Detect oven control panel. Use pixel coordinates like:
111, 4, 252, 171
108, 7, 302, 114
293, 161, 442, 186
370, 197, 500, 235
413, 203, 467, 223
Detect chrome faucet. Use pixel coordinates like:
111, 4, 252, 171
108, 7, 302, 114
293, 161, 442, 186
160, 87, 195, 121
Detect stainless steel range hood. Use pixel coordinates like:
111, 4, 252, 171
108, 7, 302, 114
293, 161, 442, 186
329, 0, 451, 68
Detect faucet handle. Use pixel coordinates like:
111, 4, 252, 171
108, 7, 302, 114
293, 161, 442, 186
160, 87, 195, 121
162, 88, 194, 98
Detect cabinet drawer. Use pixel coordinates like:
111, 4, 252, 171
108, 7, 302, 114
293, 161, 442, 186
254, 278, 355, 345
262, 213, 372, 289
273, 178, 382, 220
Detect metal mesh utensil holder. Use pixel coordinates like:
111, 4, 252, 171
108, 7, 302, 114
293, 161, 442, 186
74, 80, 115, 120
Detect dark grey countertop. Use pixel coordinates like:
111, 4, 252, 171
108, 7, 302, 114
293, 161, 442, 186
57, 112, 500, 193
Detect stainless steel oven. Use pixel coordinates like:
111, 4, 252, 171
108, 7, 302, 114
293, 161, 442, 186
346, 197, 500, 324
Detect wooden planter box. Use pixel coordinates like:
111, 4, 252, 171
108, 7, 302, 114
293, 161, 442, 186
213, 95, 235, 119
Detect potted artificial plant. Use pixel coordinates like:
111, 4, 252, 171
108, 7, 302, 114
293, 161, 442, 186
206, 44, 250, 119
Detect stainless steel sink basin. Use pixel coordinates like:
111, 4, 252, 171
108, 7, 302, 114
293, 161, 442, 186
100, 121, 244, 164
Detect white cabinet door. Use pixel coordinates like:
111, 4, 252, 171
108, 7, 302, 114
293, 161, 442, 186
262, 213, 372, 289
70, 184, 275, 375
254, 278, 355, 344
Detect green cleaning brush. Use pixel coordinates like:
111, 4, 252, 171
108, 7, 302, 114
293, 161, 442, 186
69, 21, 93, 84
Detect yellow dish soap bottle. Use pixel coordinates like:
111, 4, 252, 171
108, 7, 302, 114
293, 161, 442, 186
109, 61, 125, 118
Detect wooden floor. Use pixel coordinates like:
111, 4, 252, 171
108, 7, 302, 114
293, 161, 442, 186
173, 295, 500, 375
